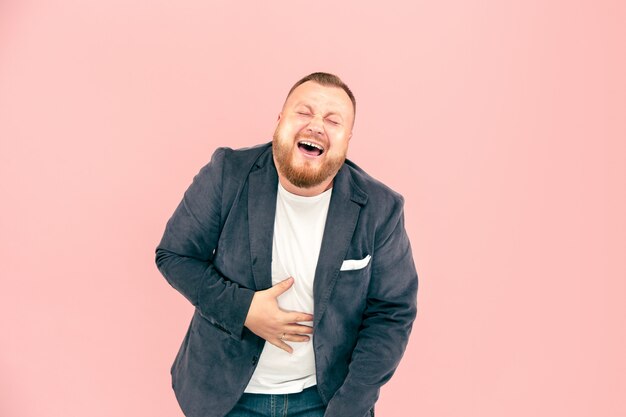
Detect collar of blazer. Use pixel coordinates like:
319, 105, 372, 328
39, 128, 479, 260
247, 144, 368, 325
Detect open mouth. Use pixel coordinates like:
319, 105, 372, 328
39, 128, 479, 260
297, 141, 325, 157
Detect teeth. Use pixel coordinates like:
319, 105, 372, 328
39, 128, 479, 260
300, 141, 324, 151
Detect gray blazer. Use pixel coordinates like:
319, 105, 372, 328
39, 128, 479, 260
156, 143, 418, 417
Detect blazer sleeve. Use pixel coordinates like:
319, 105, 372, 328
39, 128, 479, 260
155, 148, 255, 339
325, 200, 419, 417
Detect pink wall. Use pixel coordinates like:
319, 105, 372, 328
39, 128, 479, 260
1, 1, 625, 416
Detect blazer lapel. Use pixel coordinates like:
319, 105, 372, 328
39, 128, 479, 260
248, 150, 279, 291
313, 164, 368, 326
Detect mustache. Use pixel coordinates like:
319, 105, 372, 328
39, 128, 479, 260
296, 132, 325, 143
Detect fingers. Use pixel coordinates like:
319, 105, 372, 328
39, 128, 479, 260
270, 332, 310, 353
269, 277, 294, 296
283, 323, 314, 335
244, 277, 315, 354
282, 311, 314, 324
273, 339, 294, 354
282, 333, 310, 342
267, 278, 314, 322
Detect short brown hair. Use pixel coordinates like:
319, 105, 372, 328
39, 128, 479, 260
286, 72, 356, 114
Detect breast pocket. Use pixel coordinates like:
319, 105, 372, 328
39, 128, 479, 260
340, 254, 371, 271
336, 256, 372, 306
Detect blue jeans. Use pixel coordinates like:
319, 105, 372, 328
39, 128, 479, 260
225, 386, 325, 417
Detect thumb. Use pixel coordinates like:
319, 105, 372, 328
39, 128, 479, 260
270, 277, 294, 296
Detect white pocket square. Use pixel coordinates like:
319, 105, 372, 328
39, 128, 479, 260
340, 255, 371, 271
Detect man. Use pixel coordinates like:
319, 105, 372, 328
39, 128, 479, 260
156, 72, 418, 417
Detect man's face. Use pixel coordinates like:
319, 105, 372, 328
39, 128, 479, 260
273, 81, 354, 191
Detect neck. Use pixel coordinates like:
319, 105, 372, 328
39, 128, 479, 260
278, 176, 333, 197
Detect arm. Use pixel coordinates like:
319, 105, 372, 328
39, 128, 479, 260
155, 148, 255, 339
325, 206, 419, 417
155, 147, 314, 344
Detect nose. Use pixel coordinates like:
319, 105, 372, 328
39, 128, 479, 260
306, 115, 324, 136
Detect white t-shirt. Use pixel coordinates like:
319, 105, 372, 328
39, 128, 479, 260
244, 182, 332, 394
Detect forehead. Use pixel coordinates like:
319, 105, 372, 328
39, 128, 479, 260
284, 81, 354, 115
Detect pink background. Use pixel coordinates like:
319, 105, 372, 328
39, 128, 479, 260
1, 1, 625, 416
